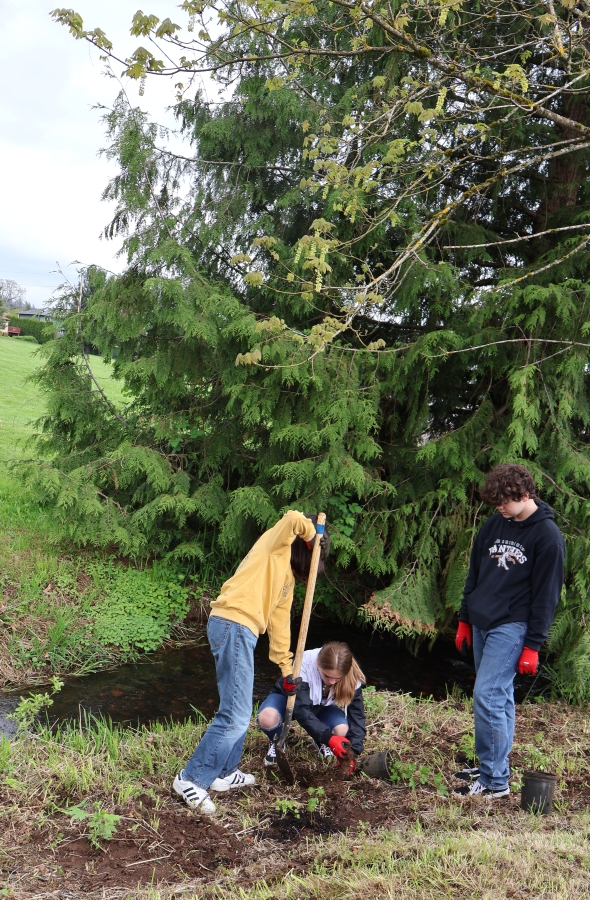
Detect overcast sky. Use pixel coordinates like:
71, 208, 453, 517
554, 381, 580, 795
0, 0, 198, 307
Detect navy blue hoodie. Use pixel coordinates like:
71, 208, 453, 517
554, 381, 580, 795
459, 501, 565, 650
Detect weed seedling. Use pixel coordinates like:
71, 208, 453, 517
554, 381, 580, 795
431, 773, 449, 797
389, 760, 448, 796
459, 731, 477, 764
65, 801, 120, 849
274, 798, 302, 818
306, 786, 327, 816
49, 831, 64, 850
9, 677, 64, 732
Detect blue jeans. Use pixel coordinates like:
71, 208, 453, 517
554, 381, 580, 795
257, 692, 347, 743
183, 616, 258, 789
472, 621, 528, 790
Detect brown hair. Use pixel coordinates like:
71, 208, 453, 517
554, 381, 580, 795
290, 514, 331, 583
480, 463, 538, 506
317, 641, 365, 708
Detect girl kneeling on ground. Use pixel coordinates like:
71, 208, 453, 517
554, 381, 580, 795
258, 641, 366, 772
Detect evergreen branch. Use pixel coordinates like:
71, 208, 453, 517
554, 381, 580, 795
486, 234, 590, 291
152, 146, 296, 174
32, 462, 130, 516
81, 347, 129, 427
443, 223, 590, 249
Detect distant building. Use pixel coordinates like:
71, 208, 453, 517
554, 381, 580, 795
0, 315, 20, 337
17, 308, 52, 320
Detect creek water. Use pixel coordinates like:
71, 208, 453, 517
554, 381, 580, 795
0, 616, 547, 735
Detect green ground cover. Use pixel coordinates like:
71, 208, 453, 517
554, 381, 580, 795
0, 339, 196, 686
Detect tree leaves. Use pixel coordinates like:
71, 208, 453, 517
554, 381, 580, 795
39, 2, 590, 697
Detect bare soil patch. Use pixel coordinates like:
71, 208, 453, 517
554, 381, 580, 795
51, 797, 242, 889
2, 694, 590, 897
17, 766, 412, 892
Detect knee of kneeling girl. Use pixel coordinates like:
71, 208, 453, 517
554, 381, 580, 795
258, 709, 282, 730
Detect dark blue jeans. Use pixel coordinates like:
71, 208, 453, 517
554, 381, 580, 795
472, 621, 528, 790
257, 691, 347, 743
183, 616, 258, 789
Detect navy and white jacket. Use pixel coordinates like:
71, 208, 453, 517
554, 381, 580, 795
270, 647, 366, 754
459, 501, 565, 650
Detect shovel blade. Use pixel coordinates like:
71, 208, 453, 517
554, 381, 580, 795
275, 744, 295, 784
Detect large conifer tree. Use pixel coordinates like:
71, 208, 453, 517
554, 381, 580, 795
34, 1, 590, 698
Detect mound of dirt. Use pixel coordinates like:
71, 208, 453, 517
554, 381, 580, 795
51, 794, 241, 890
26, 766, 411, 892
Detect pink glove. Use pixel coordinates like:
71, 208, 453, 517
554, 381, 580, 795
455, 621, 472, 655
517, 647, 539, 676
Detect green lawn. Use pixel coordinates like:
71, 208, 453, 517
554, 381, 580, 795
0, 337, 125, 461
0, 338, 135, 686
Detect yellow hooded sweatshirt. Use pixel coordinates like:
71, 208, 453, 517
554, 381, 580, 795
209, 510, 316, 674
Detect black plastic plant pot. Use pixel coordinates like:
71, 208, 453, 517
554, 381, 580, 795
520, 770, 558, 815
360, 751, 393, 780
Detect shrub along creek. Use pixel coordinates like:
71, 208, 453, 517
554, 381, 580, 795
2, 619, 589, 898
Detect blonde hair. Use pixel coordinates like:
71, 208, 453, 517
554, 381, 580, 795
317, 641, 365, 708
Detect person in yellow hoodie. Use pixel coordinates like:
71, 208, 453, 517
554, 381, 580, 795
173, 510, 328, 814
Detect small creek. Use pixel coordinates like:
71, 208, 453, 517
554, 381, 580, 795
0, 617, 547, 736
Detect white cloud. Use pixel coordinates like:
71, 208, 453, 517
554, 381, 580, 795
0, 0, 192, 306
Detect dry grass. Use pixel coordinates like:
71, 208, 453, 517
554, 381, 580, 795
1, 690, 590, 898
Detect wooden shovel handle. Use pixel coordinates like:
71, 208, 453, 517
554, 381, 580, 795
278, 512, 326, 739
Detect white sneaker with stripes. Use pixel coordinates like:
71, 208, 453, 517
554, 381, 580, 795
318, 743, 334, 760
173, 772, 217, 813
453, 778, 510, 799
264, 742, 277, 767
209, 769, 257, 791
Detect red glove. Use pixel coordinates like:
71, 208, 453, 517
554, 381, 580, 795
280, 674, 302, 695
517, 647, 539, 676
328, 735, 352, 760
455, 621, 472, 655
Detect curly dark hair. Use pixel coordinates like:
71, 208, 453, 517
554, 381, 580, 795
480, 464, 538, 505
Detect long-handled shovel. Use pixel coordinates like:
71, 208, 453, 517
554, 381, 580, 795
275, 512, 326, 784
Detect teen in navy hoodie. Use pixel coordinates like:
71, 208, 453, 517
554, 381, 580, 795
453, 464, 565, 799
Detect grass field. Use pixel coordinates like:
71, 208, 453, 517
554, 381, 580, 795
0, 337, 125, 461
0, 338, 194, 687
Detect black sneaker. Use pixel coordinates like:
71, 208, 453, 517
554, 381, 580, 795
453, 778, 510, 799
453, 766, 480, 782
